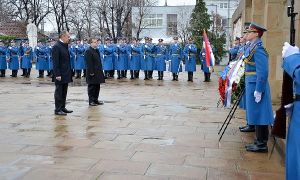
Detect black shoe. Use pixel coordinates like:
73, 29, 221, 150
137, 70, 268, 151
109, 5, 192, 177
55, 111, 67, 116
246, 144, 268, 153
240, 125, 255, 132
89, 102, 97, 106
239, 124, 248, 129
62, 108, 73, 113
245, 143, 256, 149
95, 101, 104, 105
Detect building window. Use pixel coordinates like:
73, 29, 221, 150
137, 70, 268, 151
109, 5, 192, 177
220, 3, 228, 9
221, 18, 227, 26
167, 14, 177, 36
143, 14, 163, 28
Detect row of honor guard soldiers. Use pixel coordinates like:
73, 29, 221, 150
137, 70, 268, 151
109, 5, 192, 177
0, 36, 209, 82
82, 36, 199, 82
0, 38, 57, 78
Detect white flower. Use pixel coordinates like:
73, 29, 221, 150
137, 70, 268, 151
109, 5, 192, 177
235, 76, 240, 84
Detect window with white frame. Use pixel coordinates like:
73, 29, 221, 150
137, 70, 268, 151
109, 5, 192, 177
220, 3, 228, 9
143, 14, 163, 28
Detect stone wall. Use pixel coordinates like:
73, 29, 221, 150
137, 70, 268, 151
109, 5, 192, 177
231, 0, 300, 104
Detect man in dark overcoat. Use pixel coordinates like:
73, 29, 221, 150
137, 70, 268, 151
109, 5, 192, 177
52, 30, 73, 115
85, 38, 105, 106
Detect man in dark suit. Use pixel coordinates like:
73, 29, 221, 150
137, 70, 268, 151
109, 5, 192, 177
85, 38, 105, 106
52, 30, 73, 115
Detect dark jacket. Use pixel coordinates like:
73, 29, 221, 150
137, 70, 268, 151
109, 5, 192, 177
85, 46, 105, 84
52, 40, 73, 85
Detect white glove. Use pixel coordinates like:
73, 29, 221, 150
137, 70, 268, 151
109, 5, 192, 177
104, 45, 107, 48
145, 45, 148, 48
144, 55, 146, 59
131, 44, 134, 48
169, 60, 171, 62
180, 61, 183, 65
282, 42, 299, 58
254, 91, 262, 103
117, 45, 119, 47
189, 46, 191, 49
9, 47, 12, 49
102, 55, 104, 59
36, 47, 39, 50
165, 60, 167, 63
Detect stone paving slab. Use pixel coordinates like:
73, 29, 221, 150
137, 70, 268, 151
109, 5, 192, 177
0, 66, 285, 179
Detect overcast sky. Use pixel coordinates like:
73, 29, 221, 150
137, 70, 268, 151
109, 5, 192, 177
44, 0, 197, 31
158, 0, 196, 6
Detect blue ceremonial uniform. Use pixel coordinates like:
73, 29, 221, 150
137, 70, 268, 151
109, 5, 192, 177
153, 44, 168, 71
115, 43, 127, 71
69, 44, 76, 70
183, 43, 197, 72
169, 43, 182, 73
74, 44, 86, 70
244, 39, 273, 126
102, 43, 114, 71
47, 44, 54, 71
0, 44, 7, 71
229, 44, 240, 61
128, 43, 141, 71
142, 42, 154, 71
21, 46, 33, 69
282, 53, 300, 180
200, 45, 215, 73
34, 45, 48, 70
7, 46, 20, 70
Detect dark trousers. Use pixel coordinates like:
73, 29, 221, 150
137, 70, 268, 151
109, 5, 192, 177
54, 83, 68, 112
88, 84, 100, 103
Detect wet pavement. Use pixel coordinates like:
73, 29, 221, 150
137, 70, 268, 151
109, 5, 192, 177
0, 66, 285, 180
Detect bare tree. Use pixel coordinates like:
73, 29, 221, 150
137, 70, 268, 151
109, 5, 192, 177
211, 11, 225, 36
50, 0, 73, 34
3, 0, 51, 27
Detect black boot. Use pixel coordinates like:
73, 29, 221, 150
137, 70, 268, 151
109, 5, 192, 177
82, 69, 86, 77
50, 70, 53, 78
203, 73, 208, 82
246, 125, 269, 153
72, 70, 75, 76
135, 70, 140, 78
12, 70, 17, 77
0, 70, 4, 77
130, 70, 135, 79
240, 125, 255, 132
144, 71, 149, 80
75, 70, 80, 79
190, 72, 193, 82
117, 71, 121, 79
149, 71, 153, 79
23, 69, 27, 77
187, 72, 191, 81
21, 69, 25, 76
208, 73, 211, 82
123, 70, 127, 78
157, 71, 161, 80
161, 71, 164, 80
26, 69, 31, 77
172, 73, 176, 81
46, 71, 50, 76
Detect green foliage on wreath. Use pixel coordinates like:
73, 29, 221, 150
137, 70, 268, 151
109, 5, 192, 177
231, 75, 245, 103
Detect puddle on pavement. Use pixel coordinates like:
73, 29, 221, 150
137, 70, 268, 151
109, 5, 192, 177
142, 137, 175, 146
70, 82, 87, 86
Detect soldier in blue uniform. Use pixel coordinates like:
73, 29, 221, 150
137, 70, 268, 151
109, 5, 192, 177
127, 37, 141, 79
281, 42, 300, 180
46, 38, 55, 78
153, 39, 168, 80
20, 41, 33, 78
101, 37, 115, 79
0, 39, 7, 77
183, 38, 197, 82
69, 38, 76, 76
19, 40, 26, 76
229, 37, 241, 63
169, 36, 183, 81
82, 38, 89, 78
115, 37, 127, 79
6, 40, 20, 77
74, 39, 85, 79
148, 37, 155, 79
243, 22, 273, 153
200, 38, 215, 82
34, 39, 48, 78
142, 37, 154, 80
